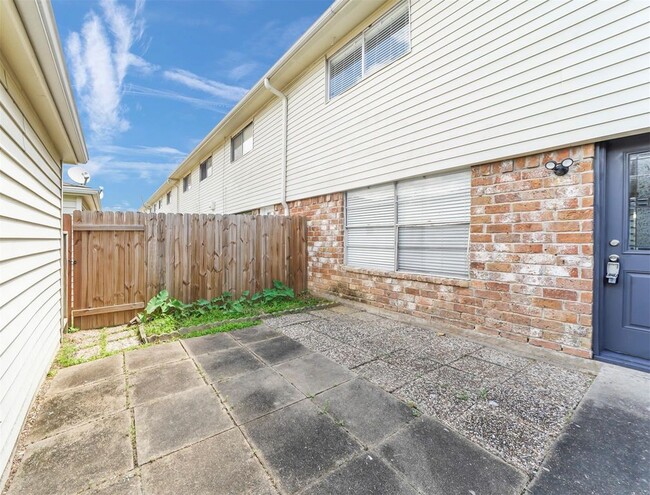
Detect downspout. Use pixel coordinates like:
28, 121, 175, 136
263, 78, 289, 216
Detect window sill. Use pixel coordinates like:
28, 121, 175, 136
341, 266, 470, 287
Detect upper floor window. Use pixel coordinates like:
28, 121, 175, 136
328, 0, 410, 100
166, 191, 171, 205
183, 174, 191, 192
158, 199, 162, 209
200, 157, 213, 181
231, 123, 253, 162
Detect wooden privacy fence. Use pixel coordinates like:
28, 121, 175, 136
68, 211, 308, 330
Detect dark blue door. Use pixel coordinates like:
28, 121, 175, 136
602, 134, 650, 366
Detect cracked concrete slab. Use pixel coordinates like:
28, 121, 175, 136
378, 416, 528, 495
306, 453, 418, 495
27, 375, 127, 442
8, 412, 133, 495
243, 400, 360, 494
129, 359, 204, 406
140, 429, 277, 495
181, 332, 239, 356
49, 354, 123, 393
248, 335, 311, 365
194, 346, 265, 383
274, 352, 354, 396
314, 378, 416, 446
125, 342, 187, 371
215, 367, 304, 424
134, 385, 233, 464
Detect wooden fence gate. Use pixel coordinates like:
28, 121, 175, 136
68, 211, 308, 330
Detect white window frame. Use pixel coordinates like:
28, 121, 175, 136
231, 122, 254, 162
182, 174, 191, 193
326, 0, 411, 101
200, 157, 213, 181
344, 171, 470, 279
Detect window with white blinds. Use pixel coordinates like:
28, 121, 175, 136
231, 123, 254, 162
327, 0, 410, 100
345, 170, 471, 278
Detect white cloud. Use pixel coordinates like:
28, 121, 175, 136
228, 62, 259, 81
124, 84, 229, 112
82, 154, 178, 183
93, 144, 187, 156
66, 0, 155, 139
164, 68, 248, 102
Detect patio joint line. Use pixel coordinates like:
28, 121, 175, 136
123, 351, 139, 469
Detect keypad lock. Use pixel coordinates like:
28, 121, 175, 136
606, 254, 620, 284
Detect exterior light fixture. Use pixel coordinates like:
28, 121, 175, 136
544, 158, 574, 176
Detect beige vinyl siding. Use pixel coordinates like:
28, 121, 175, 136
0, 62, 63, 474
285, 0, 650, 200
198, 143, 226, 214
223, 100, 283, 213
178, 167, 200, 213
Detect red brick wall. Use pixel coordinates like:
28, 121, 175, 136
286, 144, 595, 359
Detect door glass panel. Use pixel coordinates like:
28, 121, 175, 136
628, 151, 650, 250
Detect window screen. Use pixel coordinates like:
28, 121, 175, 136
327, 1, 410, 99
345, 170, 470, 278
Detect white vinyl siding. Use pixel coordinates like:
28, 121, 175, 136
0, 65, 63, 475
328, 0, 409, 99
345, 170, 470, 278
287, 0, 650, 200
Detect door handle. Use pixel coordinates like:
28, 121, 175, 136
606, 254, 620, 284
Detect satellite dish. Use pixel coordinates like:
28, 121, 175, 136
68, 166, 90, 185
98, 186, 104, 200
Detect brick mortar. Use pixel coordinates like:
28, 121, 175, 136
281, 144, 595, 359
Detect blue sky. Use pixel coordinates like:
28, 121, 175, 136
53, 0, 331, 210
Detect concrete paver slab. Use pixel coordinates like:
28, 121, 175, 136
470, 346, 533, 370
408, 336, 483, 364
281, 325, 338, 352
181, 332, 239, 356
274, 352, 354, 396
528, 365, 650, 494
215, 367, 304, 424
378, 416, 528, 495
49, 354, 123, 393
518, 361, 593, 399
194, 346, 265, 383
263, 312, 320, 328
27, 374, 126, 442
8, 412, 133, 495
454, 401, 549, 473
395, 366, 486, 422
87, 472, 142, 495
129, 359, 204, 406
355, 359, 419, 392
134, 385, 234, 464
248, 335, 311, 365
140, 429, 277, 495
451, 355, 516, 385
382, 348, 441, 374
230, 324, 282, 344
319, 343, 376, 369
243, 400, 361, 493
306, 453, 418, 495
125, 341, 187, 371
315, 378, 415, 446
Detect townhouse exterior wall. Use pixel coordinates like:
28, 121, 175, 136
282, 144, 595, 358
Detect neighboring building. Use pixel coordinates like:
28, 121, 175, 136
144, 0, 650, 370
0, 0, 88, 482
63, 182, 101, 213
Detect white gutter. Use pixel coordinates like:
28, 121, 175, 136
263, 78, 289, 216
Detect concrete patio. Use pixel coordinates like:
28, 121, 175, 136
4, 305, 647, 494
